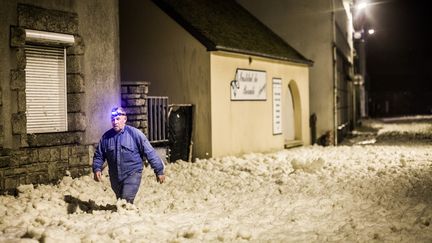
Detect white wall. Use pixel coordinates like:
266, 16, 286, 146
210, 51, 310, 157
238, 0, 340, 139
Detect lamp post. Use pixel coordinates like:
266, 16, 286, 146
353, 0, 374, 118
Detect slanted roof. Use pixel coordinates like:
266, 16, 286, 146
153, 0, 313, 65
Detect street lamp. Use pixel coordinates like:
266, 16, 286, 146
353, 0, 374, 39
353, 28, 375, 40
352, 0, 373, 118
357, 2, 368, 10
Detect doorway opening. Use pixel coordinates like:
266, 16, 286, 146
284, 80, 303, 148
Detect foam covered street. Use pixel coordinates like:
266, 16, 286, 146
1, 116, 432, 242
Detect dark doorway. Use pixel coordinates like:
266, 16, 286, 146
168, 105, 193, 162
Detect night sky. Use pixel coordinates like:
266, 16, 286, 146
364, 0, 431, 92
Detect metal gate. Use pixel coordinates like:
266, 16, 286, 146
147, 96, 169, 143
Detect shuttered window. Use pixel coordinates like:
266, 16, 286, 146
25, 45, 67, 133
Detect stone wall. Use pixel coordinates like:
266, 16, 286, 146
0, 86, 3, 148
121, 81, 149, 135
10, 4, 87, 147
121, 81, 171, 164
0, 4, 90, 193
0, 145, 92, 193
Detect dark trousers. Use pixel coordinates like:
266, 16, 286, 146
110, 171, 142, 204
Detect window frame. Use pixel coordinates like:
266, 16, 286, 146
23, 29, 75, 134
25, 44, 68, 133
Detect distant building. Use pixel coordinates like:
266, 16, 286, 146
0, 0, 121, 192
239, 0, 357, 144
120, 0, 313, 159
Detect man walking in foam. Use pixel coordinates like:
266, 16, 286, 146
93, 107, 165, 203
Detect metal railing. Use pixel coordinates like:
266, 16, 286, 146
147, 96, 169, 143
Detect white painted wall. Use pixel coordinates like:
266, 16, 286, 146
238, 0, 352, 141
210, 51, 310, 157
120, 1, 311, 158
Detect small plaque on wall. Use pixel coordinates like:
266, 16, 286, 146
230, 69, 266, 100
272, 78, 282, 135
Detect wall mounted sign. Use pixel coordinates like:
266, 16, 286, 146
272, 78, 282, 135
230, 69, 266, 100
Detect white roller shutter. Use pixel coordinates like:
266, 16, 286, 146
25, 45, 67, 133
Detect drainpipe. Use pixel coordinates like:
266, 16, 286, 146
353, 81, 356, 128
331, 0, 338, 145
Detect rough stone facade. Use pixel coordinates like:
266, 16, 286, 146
120, 81, 171, 164
0, 145, 92, 192
121, 82, 149, 135
0, 87, 3, 148
0, 4, 90, 193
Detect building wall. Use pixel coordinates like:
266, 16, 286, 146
119, 0, 212, 159
334, 0, 356, 140
210, 51, 310, 157
74, 0, 121, 143
238, 0, 352, 142
0, 0, 120, 192
0, 0, 16, 149
335, 0, 354, 64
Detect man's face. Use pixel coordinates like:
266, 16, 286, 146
111, 113, 127, 132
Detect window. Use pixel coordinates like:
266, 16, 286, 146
24, 29, 74, 133
25, 45, 67, 133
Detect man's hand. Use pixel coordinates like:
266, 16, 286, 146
94, 171, 102, 182
157, 174, 165, 184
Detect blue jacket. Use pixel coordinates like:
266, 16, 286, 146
92, 125, 164, 182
